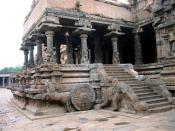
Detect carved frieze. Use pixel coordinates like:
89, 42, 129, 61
75, 18, 92, 29
108, 23, 121, 32
152, 0, 175, 29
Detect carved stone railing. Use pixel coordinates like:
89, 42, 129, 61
145, 78, 173, 103
134, 63, 164, 79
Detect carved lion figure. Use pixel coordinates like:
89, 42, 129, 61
95, 79, 124, 111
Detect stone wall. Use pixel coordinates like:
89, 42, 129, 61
23, 0, 133, 35
132, 0, 154, 25
47, 0, 132, 20
23, 0, 47, 36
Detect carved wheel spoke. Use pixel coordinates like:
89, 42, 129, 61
70, 84, 95, 111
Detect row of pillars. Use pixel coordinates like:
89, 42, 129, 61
0, 77, 12, 87
107, 30, 143, 65
22, 30, 54, 68
22, 28, 143, 67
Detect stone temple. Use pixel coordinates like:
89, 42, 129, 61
10, 0, 175, 116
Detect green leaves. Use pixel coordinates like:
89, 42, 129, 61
0, 66, 22, 73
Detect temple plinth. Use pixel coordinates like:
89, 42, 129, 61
10, 0, 175, 116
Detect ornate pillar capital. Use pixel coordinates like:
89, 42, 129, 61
133, 27, 143, 34
20, 45, 29, 68
74, 19, 95, 35
24, 39, 35, 68
75, 19, 92, 29
28, 45, 34, 50
105, 24, 124, 64
105, 23, 124, 37
38, 15, 62, 32
111, 37, 118, 41
80, 34, 88, 39
29, 29, 45, 42
45, 30, 54, 36
108, 23, 121, 32
35, 39, 42, 44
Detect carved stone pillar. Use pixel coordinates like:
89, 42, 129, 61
45, 31, 55, 63
24, 49, 29, 67
36, 40, 43, 65
111, 37, 120, 64
155, 30, 162, 62
105, 23, 124, 64
65, 33, 74, 64
8, 77, 11, 87
2, 77, 5, 87
20, 45, 29, 68
80, 34, 89, 64
29, 46, 35, 67
94, 35, 102, 63
134, 30, 143, 65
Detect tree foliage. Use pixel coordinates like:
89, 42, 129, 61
0, 66, 23, 73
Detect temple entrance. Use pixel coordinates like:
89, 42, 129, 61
103, 38, 113, 64
118, 27, 135, 64
141, 24, 157, 64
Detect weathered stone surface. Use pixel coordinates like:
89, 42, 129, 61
13, 0, 175, 117
2, 89, 175, 131
70, 84, 95, 111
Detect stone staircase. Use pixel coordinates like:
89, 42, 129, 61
104, 64, 172, 113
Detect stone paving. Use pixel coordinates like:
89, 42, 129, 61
0, 88, 175, 131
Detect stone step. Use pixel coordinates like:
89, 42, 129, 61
132, 86, 151, 90
108, 76, 133, 79
136, 92, 156, 96
134, 88, 154, 92
106, 70, 125, 74
144, 97, 168, 104
129, 83, 146, 86
139, 94, 162, 100
62, 73, 90, 78
125, 81, 145, 85
107, 73, 128, 76
134, 88, 153, 93
104, 65, 172, 113
148, 105, 172, 113
108, 72, 130, 75
148, 101, 171, 109
105, 70, 127, 74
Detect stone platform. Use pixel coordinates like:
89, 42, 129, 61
1, 88, 175, 131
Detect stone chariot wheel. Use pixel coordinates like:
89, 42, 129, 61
70, 84, 96, 111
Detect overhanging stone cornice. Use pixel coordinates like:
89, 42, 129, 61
23, 7, 135, 40
46, 8, 135, 27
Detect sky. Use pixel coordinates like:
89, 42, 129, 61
0, 0, 128, 70
0, 0, 32, 69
